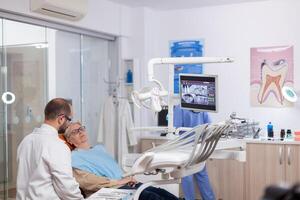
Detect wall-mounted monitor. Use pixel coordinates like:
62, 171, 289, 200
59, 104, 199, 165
180, 74, 218, 112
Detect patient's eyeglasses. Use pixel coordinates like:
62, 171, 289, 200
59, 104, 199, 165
70, 126, 86, 136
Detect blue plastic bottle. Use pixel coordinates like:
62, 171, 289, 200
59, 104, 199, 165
267, 122, 273, 138
126, 69, 133, 84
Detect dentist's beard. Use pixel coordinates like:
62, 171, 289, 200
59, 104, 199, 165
58, 122, 68, 134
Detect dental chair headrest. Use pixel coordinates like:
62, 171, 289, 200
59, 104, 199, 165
58, 134, 76, 151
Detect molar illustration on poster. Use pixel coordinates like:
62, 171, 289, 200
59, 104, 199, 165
250, 45, 294, 107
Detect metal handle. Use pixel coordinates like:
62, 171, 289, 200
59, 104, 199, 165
151, 142, 156, 148
287, 147, 291, 165
279, 147, 283, 165
1, 91, 16, 104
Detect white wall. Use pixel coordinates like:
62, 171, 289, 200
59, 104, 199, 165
140, 0, 300, 133
118, 7, 154, 130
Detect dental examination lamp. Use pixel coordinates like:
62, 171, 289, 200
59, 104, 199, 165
282, 86, 298, 103
131, 80, 168, 112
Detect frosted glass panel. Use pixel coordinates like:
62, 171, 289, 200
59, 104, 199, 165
0, 43, 4, 199
81, 36, 110, 145
55, 31, 81, 121
3, 20, 46, 46
0, 20, 47, 199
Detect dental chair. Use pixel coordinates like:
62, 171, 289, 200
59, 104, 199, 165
125, 122, 230, 200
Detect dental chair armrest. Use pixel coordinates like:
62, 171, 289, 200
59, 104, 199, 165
123, 152, 154, 177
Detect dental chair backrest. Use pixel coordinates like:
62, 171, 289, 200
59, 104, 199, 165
147, 122, 230, 178
189, 124, 229, 165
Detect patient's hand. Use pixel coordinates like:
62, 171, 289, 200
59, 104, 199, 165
117, 176, 137, 186
126, 176, 138, 188
128, 176, 137, 185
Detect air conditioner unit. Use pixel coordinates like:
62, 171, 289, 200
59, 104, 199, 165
31, 0, 88, 21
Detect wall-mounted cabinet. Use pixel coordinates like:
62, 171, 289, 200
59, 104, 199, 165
121, 58, 142, 128
122, 59, 134, 101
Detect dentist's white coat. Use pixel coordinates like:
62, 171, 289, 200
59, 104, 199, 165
16, 124, 84, 200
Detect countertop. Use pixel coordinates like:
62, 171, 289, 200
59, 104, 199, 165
141, 135, 300, 145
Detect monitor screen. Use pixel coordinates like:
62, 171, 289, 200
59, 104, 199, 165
180, 74, 218, 112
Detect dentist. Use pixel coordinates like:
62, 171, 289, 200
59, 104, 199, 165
174, 105, 215, 200
16, 98, 84, 200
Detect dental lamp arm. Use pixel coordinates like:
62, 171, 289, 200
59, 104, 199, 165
147, 57, 234, 81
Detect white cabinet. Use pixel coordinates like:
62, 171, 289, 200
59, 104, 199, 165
284, 145, 300, 183
206, 159, 245, 200
246, 143, 300, 200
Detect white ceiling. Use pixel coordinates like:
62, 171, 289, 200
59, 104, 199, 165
107, 0, 269, 10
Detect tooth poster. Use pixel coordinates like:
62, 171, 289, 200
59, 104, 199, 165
250, 46, 294, 107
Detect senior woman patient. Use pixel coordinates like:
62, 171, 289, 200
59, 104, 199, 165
65, 122, 179, 200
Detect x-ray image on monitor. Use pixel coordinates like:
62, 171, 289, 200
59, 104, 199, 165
180, 74, 218, 112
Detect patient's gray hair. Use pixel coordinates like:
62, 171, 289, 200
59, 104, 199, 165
64, 122, 81, 139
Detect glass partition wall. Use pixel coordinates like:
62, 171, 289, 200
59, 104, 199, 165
0, 18, 117, 200
54, 30, 82, 120
0, 19, 48, 200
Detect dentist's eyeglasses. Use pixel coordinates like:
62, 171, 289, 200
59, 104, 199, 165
58, 114, 72, 122
64, 115, 72, 122
70, 126, 86, 136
